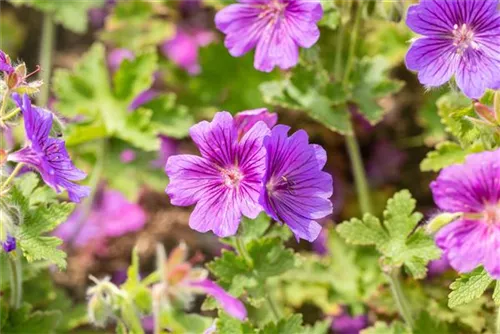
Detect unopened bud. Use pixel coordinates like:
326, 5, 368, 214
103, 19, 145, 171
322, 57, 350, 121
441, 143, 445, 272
426, 212, 462, 234
87, 294, 111, 328
494, 91, 500, 121
474, 102, 497, 125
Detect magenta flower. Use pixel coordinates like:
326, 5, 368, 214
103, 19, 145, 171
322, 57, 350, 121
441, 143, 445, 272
259, 125, 333, 242
107, 48, 134, 72
0, 50, 14, 75
431, 149, 500, 278
165, 112, 270, 237
8, 94, 90, 202
161, 28, 214, 75
1, 235, 16, 253
54, 188, 146, 250
215, 0, 323, 72
188, 279, 247, 320
151, 135, 179, 169
234, 108, 278, 138
331, 308, 369, 334
405, 0, 500, 98
120, 149, 137, 163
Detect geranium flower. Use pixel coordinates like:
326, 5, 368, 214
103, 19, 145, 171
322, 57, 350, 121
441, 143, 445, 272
405, 0, 500, 98
259, 125, 333, 242
431, 149, 500, 278
215, 0, 323, 72
0, 50, 14, 75
54, 187, 146, 251
234, 108, 278, 138
165, 112, 269, 237
1, 234, 16, 253
161, 27, 214, 75
7, 94, 90, 202
151, 135, 179, 169
331, 307, 369, 334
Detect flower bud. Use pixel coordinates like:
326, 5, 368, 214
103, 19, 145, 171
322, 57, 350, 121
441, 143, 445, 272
494, 91, 500, 122
87, 294, 111, 328
474, 102, 497, 125
426, 212, 462, 234
0, 199, 22, 251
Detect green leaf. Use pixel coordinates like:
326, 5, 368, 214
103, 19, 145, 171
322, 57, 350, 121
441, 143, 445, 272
351, 56, 404, 125
8, 186, 74, 269
448, 267, 493, 308
414, 311, 450, 334
303, 320, 331, 334
361, 321, 410, 334
420, 141, 485, 172
160, 308, 213, 334
261, 314, 304, 334
53, 43, 160, 150
318, 3, 340, 30
239, 213, 271, 242
9, 0, 104, 33
337, 190, 441, 278
493, 281, 500, 305
2, 304, 61, 334
121, 248, 152, 314
216, 312, 255, 334
248, 238, 296, 279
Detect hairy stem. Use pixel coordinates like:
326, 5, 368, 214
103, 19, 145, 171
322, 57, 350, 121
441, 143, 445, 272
342, 0, 365, 88
1, 163, 25, 192
1, 108, 21, 122
0, 89, 10, 118
345, 130, 372, 214
38, 13, 55, 107
8, 254, 22, 309
496, 306, 500, 334
386, 270, 414, 329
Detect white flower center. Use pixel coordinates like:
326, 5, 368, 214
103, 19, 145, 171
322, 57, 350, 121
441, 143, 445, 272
221, 167, 244, 188
452, 23, 479, 55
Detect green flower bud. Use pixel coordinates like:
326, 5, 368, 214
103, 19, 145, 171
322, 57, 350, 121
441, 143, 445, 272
426, 212, 462, 234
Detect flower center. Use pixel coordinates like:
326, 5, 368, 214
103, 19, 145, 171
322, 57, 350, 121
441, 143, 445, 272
221, 167, 244, 188
267, 175, 295, 195
259, 0, 288, 21
484, 203, 500, 225
452, 24, 479, 55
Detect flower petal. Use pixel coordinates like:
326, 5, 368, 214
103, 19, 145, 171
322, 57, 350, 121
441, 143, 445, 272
254, 21, 299, 72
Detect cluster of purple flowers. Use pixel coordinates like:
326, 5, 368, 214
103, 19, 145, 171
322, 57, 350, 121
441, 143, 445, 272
405, 0, 500, 98
165, 109, 333, 242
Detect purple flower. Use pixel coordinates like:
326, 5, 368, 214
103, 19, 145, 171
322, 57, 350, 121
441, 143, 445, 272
259, 125, 333, 242
234, 108, 278, 138
0, 50, 14, 75
1, 235, 16, 253
128, 89, 160, 111
151, 135, 179, 169
7, 94, 90, 202
107, 48, 135, 73
405, 0, 500, 98
431, 149, 500, 278
215, 0, 323, 72
54, 188, 146, 250
165, 112, 270, 237
312, 228, 328, 256
161, 28, 214, 75
331, 308, 369, 334
189, 279, 247, 320
120, 149, 137, 163
427, 255, 450, 278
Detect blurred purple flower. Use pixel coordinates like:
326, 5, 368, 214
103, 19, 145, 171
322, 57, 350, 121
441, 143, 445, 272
88, 0, 116, 29
189, 279, 247, 320
366, 140, 407, 186
120, 149, 137, 163
405, 0, 500, 98
54, 188, 146, 250
161, 28, 214, 75
1, 235, 16, 253
234, 108, 278, 138
152, 135, 179, 169
107, 48, 135, 73
8, 94, 90, 202
128, 89, 160, 111
259, 125, 333, 242
312, 228, 328, 256
431, 149, 500, 278
165, 112, 269, 237
215, 0, 323, 72
331, 309, 369, 334
427, 255, 450, 278
0, 50, 14, 75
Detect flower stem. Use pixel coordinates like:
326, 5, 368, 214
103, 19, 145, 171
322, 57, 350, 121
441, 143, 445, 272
0, 89, 10, 118
38, 13, 55, 107
235, 237, 252, 266
8, 254, 22, 309
345, 130, 372, 214
342, 0, 365, 88
496, 306, 500, 334
1, 163, 25, 192
1, 108, 21, 122
385, 270, 414, 329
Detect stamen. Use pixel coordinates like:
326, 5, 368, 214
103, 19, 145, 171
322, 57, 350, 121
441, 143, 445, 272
25, 65, 41, 79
